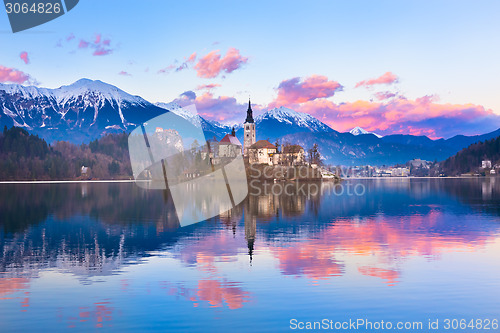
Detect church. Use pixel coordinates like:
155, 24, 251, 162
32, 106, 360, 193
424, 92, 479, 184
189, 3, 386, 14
243, 99, 256, 156
243, 100, 305, 166
205, 100, 305, 166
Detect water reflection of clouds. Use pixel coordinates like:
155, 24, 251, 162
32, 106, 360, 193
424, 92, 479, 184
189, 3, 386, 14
267, 209, 493, 285
160, 280, 251, 310
358, 267, 400, 286
0, 276, 116, 327
166, 230, 253, 309
0, 277, 31, 311
1, 179, 500, 320
62, 301, 114, 329
174, 231, 245, 273
170, 206, 494, 291
0, 277, 29, 298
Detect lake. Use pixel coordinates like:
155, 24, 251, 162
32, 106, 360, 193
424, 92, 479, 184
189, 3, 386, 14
0, 178, 499, 332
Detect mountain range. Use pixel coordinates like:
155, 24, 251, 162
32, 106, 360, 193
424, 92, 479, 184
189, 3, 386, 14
349, 126, 382, 138
1, 79, 499, 166
0, 79, 172, 142
280, 128, 500, 165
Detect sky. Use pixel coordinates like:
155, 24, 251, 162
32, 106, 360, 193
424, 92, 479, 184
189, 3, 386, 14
1, 0, 500, 138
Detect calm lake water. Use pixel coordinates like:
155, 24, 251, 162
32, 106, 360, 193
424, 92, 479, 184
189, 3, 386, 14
0, 179, 499, 332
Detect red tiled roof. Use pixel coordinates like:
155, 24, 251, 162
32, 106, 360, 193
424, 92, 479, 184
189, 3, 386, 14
219, 134, 242, 146
249, 140, 276, 149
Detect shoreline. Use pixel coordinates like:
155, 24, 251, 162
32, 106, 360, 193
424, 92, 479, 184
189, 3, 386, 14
342, 176, 496, 179
0, 176, 495, 184
0, 179, 139, 184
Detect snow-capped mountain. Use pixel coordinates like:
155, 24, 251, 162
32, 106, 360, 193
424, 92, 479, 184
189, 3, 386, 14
155, 102, 200, 125
234, 106, 333, 142
2, 79, 499, 165
53, 78, 148, 107
155, 102, 232, 140
154, 104, 333, 142
0, 79, 168, 142
256, 107, 333, 133
281, 127, 500, 166
1, 78, 148, 110
349, 126, 382, 138
0, 82, 335, 143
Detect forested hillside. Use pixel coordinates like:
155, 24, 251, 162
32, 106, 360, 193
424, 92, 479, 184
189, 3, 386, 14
441, 136, 500, 175
0, 126, 132, 180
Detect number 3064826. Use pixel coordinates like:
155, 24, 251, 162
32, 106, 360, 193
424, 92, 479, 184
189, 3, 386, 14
5, 2, 62, 14
443, 319, 499, 330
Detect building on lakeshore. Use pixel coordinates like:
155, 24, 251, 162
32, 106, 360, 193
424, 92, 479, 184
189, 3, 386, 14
391, 167, 410, 177
219, 128, 242, 158
273, 144, 306, 166
81, 166, 89, 177
482, 160, 492, 169
248, 140, 277, 165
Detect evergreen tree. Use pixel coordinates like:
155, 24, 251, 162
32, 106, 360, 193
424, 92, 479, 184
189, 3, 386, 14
108, 161, 120, 175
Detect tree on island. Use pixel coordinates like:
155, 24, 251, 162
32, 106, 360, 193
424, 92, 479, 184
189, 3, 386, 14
308, 143, 322, 166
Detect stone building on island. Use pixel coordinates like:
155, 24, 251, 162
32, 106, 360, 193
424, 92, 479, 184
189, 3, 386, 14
205, 99, 308, 167
274, 144, 306, 166
248, 140, 277, 165
219, 128, 242, 158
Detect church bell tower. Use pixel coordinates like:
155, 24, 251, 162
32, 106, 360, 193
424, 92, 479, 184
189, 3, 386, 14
243, 99, 256, 156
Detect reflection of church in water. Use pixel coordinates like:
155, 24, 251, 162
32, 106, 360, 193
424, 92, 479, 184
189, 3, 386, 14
219, 182, 317, 263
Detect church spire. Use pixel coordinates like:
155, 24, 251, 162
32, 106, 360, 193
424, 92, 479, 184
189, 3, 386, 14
245, 98, 254, 123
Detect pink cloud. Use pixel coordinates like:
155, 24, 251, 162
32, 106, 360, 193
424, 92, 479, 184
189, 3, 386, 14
194, 48, 248, 78
93, 47, 112, 56
355, 71, 399, 88
196, 83, 221, 91
269, 75, 343, 108
157, 64, 175, 74
374, 91, 397, 100
168, 72, 499, 139
19, 52, 29, 65
187, 52, 196, 64
0, 66, 31, 84
66, 33, 75, 41
252, 74, 499, 138
174, 52, 198, 72
74, 35, 113, 56
173, 90, 254, 124
118, 71, 131, 76
175, 62, 188, 72
159, 52, 198, 74
291, 95, 497, 139
78, 39, 89, 49
92, 35, 113, 56
258, 74, 498, 138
